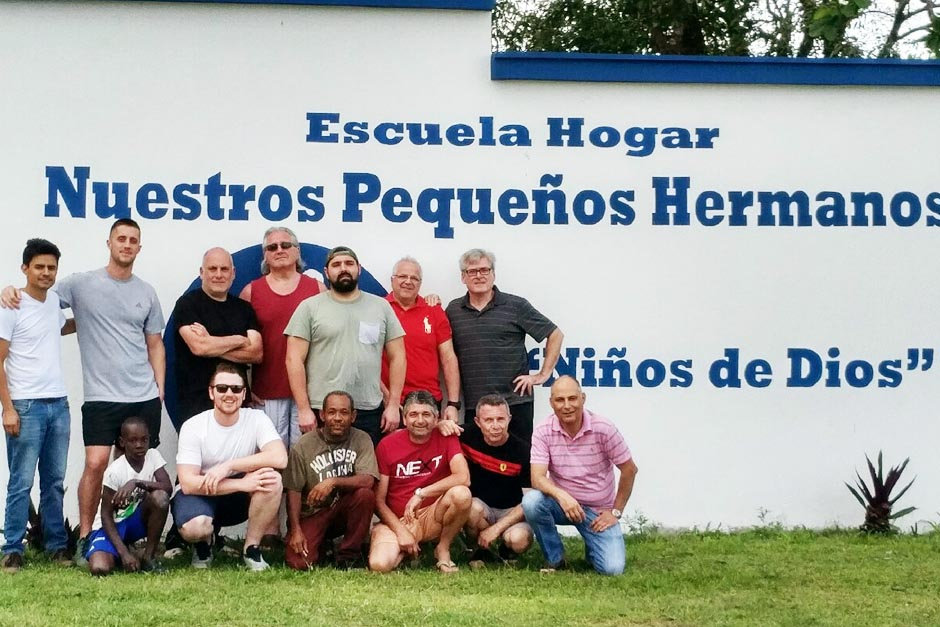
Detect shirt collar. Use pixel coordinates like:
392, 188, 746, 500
550, 408, 594, 440
386, 292, 425, 312
460, 285, 505, 312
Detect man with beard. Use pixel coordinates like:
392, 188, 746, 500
239, 227, 324, 448
286, 246, 405, 446
172, 247, 261, 427
283, 390, 377, 570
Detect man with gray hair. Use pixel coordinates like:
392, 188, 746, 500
445, 249, 564, 445
239, 227, 323, 448
172, 247, 261, 428
382, 256, 461, 423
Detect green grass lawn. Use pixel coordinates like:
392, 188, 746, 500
3, 529, 939, 626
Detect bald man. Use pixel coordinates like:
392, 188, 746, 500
171, 247, 262, 428
522, 376, 638, 575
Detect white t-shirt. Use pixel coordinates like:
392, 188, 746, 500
0, 291, 67, 399
176, 408, 281, 473
92, 448, 167, 530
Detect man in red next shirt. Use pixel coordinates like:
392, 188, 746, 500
239, 227, 324, 448
381, 257, 461, 423
369, 390, 471, 574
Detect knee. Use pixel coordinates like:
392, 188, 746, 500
349, 486, 375, 506
179, 516, 214, 543
594, 558, 625, 576
267, 473, 283, 495
445, 485, 472, 510
83, 457, 109, 475
147, 489, 170, 511
521, 490, 548, 518
468, 498, 485, 521
503, 527, 532, 553
368, 549, 398, 574
87, 555, 112, 577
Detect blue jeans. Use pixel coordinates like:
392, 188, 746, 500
3, 397, 70, 555
522, 489, 626, 576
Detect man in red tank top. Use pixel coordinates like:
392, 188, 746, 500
239, 227, 324, 448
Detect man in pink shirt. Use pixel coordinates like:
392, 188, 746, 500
522, 375, 638, 575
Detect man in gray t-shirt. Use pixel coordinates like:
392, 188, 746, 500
2, 219, 166, 546
285, 246, 405, 447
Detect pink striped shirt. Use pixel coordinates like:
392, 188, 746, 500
531, 409, 632, 509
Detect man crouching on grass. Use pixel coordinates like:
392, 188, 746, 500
85, 417, 171, 575
172, 362, 287, 572
369, 390, 471, 574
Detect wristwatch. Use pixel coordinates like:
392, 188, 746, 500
414, 487, 425, 499
611, 508, 623, 519
446, 400, 461, 410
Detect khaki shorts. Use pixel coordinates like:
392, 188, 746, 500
372, 497, 446, 545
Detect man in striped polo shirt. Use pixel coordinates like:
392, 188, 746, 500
445, 248, 563, 446
522, 376, 638, 575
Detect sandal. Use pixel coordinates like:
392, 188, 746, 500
435, 560, 459, 574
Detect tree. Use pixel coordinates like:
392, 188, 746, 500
493, 0, 940, 58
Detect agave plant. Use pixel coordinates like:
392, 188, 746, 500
845, 451, 916, 534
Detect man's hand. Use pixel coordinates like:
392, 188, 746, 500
243, 467, 280, 493
590, 510, 621, 533
396, 527, 419, 557
512, 372, 548, 396
298, 407, 317, 434
380, 404, 400, 433
442, 404, 460, 424
436, 419, 463, 437
478, 525, 500, 549
423, 294, 441, 307
2, 408, 20, 437
403, 493, 423, 524
112, 480, 140, 509
120, 549, 141, 573
201, 460, 233, 494
556, 491, 586, 523
0, 286, 22, 310
287, 527, 309, 564
305, 478, 335, 508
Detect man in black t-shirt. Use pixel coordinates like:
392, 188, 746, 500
172, 248, 261, 428
458, 394, 533, 561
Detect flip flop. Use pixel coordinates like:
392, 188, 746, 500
435, 560, 459, 574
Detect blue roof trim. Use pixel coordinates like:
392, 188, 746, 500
491, 52, 940, 86
143, 0, 493, 10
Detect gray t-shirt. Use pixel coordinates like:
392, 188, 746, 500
56, 268, 165, 402
284, 291, 405, 410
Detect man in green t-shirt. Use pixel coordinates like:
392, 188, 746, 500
285, 245, 406, 446
283, 390, 378, 569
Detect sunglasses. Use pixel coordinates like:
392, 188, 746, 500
264, 242, 296, 252
213, 384, 245, 394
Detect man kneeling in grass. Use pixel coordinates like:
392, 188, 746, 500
86, 416, 171, 575
369, 390, 471, 574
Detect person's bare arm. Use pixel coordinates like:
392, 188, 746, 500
238, 283, 252, 302
0, 340, 19, 437
513, 327, 564, 395
374, 474, 419, 556
286, 336, 317, 433
531, 462, 585, 523
381, 336, 406, 432
61, 318, 76, 335
401, 452, 470, 522
220, 329, 262, 364
178, 324, 249, 357
438, 339, 461, 422
145, 333, 166, 401
590, 458, 638, 533
478, 504, 526, 548
99, 486, 141, 571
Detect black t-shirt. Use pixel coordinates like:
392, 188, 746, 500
172, 289, 259, 419
460, 424, 530, 509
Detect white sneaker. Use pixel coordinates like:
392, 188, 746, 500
242, 545, 269, 572
191, 539, 213, 569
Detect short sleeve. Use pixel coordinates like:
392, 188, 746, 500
383, 301, 405, 343
529, 425, 551, 466
605, 426, 632, 466
376, 438, 392, 476
102, 460, 126, 492
54, 274, 74, 308
443, 432, 462, 463
431, 305, 452, 345
282, 446, 307, 493
515, 297, 556, 343
176, 421, 203, 467
147, 449, 168, 474
245, 303, 260, 333
172, 292, 199, 329
0, 309, 14, 341
284, 299, 313, 339
353, 431, 379, 479
144, 286, 165, 335
254, 411, 282, 449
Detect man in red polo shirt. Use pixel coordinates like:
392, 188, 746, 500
381, 257, 461, 422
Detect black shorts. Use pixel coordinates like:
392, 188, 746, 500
81, 398, 162, 448
171, 490, 250, 529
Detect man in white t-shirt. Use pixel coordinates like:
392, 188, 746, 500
85, 416, 171, 575
1, 238, 75, 573
172, 362, 287, 571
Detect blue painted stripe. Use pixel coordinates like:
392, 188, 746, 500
492, 52, 940, 87
141, 0, 494, 10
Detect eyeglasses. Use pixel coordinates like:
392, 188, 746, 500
264, 242, 295, 252
213, 384, 245, 394
392, 274, 422, 283
463, 267, 492, 277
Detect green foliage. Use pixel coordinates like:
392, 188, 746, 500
845, 450, 916, 534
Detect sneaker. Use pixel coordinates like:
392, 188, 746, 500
50, 548, 74, 567
2, 552, 24, 574
242, 545, 269, 572
74, 535, 89, 567
191, 538, 214, 569
140, 558, 167, 574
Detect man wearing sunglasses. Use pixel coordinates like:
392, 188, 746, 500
239, 227, 324, 449
172, 362, 287, 571
172, 247, 261, 428
445, 249, 564, 446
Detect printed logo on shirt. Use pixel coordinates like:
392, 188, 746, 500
395, 454, 444, 478
423, 316, 431, 334
309, 448, 358, 481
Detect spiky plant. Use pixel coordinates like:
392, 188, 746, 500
845, 451, 916, 534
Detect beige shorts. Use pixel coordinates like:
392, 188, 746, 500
372, 497, 445, 545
